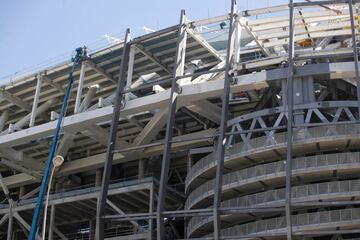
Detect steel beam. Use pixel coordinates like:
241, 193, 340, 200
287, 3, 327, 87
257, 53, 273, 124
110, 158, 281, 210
133, 108, 168, 146
0, 158, 42, 180
96, 28, 131, 240
285, 1, 295, 239
2, 61, 359, 150
78, 85, 98, 113
1, 99, 57, 135
134, 44, 172, 75
239, 17, 271, 57
0, 146, 42, 171
188, 100, 222, 124
106, 199, 140, 229
56, 86, 98, 157
74, 60, 87, 114
14, 212, 41, 239
54, 227, 68, 240
348, 0, 360, 117
0, 88, 32, 111
48, 205, 55, 240
29, 75, 42, 127
156, 9, 187, 239
186, 28, 223, 61
86, 59, 117, 83
42, 75, 64, 92
126, 45, 135, 102
1, 128, 214, 189
213, 1, 237, 239
0, 110, 9, 132
81, 124, 131, 149
7, 207, 13, 240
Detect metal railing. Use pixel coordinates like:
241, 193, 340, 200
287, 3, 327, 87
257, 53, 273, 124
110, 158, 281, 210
220, 208, 360, 237
187, 179, 360, 236
186, 152, 360, 210
186, 123, 360, 191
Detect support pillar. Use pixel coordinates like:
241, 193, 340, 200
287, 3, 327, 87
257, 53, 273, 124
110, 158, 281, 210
187, 153, 192, 174
0, 110, 9, 131
348, 0, 360, 117
126, 45, 135, 102
95, 168, 102, 186
29, 74, 42, 127
7, 206, 13, 240
213, 1, 237, 239
138, 159, 145, 179
96, 29, 131, 240
156, 9, 187, 240
285, 1, 295, 239
74, 57, 87, 114
49, 205, 56, 240
293, 76, 315, 125
89, 220, 94, 240
148, 184, 154, 240
19, 186, 25, 198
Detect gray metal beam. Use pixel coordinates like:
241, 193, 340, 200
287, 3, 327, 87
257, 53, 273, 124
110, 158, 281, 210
213, 1, 237, 239
56, 86, 98, 157
2, 61, 359, 150
7, 207, 13, 240
0, 88, 32, 112
0, 110, 9, 131
42, 75, 64, 92
78, 85, 98, 112
74, 60, 87, 114
0, 146, 43, 171
14, 212, 41, 239
96, 29, 131, 239
239, 17, 271, 57
186, 28, 223, 62
86, 59, 117, 83
1, 99, 57, 135
188, 100, 222, 124
1, 129, 214, 189
134, 44, 172, 75
285, 1, 295, 239
133, 108, 168, 146
156, 9, 187, 239
348, 0, 360, 116
48, 205, 55, 240
106, 199, 140, 229
81, 124, 131, 149
29, 75, 42, 127
54, 227, 68, 240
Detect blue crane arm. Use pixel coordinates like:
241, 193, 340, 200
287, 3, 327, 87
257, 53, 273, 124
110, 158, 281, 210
28, 47, 85, 240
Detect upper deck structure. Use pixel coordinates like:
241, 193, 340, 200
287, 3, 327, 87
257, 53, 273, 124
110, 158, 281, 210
0, 0, 359, 239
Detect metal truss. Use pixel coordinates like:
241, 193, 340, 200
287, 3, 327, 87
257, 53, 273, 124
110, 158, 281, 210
0, 0, 359, 239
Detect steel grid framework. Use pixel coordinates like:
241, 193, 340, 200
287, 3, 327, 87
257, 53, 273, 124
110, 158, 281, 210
0, 0, 359, 239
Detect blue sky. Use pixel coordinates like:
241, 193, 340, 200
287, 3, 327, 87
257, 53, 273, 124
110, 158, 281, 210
0, 0, 287, 82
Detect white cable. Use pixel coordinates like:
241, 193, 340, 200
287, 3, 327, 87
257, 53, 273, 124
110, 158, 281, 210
41, 165, 56, 240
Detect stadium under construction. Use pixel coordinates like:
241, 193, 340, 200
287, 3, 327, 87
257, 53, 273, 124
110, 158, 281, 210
0, 0, 360, 239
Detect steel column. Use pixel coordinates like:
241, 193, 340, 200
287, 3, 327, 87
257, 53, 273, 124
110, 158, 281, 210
212, 1, 237, 239
95, 29, 131, 240
149, 183, 154, 240
74, 59, 87, 114
0, 110, 9, 131
126, 45, 135, 102
156, 9, 187, 240
7, 206, 13, 240
48, 205, 55, 240
29, 74, 42, 127
285, 1, 295, 239
348, 0, 360, 116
